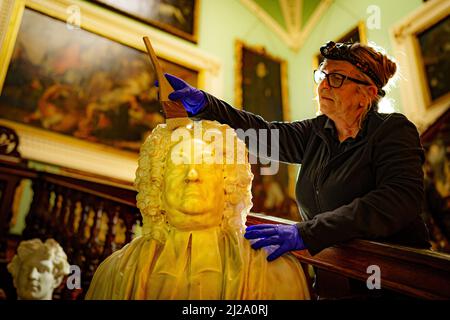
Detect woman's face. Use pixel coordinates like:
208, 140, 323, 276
317, 60, 375, 121
162, 136, 225, 230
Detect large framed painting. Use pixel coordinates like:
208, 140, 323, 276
0, 0, 221, 182
88, 0, 200, 43
391, 0, 449, 132
416, 15, 449, 108
235, 40, 300, 222
0, 8, 197, 152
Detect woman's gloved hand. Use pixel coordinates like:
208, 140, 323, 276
155, 73, 206, 115
244, 224, 306, 261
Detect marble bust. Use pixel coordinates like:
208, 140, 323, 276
86, 120, 310, 299
7, 238, 70, 300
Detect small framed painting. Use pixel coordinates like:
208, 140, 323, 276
235, 40, 300, 222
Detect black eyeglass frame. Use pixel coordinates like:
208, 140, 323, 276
313, 69, 372, 88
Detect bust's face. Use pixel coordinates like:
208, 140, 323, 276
16, 254, 56, 300
162, 136, 225, 230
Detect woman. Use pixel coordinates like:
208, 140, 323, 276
158, 41, 430, 260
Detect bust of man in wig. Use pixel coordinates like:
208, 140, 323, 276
7, 238, 70, 300
86, 120, 310, 299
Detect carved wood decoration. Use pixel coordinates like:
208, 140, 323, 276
0, 160, 141, 299
0, 125, 20, 158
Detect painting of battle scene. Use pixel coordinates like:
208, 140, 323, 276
0, 9, 198, 153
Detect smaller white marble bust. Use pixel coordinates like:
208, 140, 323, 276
7, 238, 70, 300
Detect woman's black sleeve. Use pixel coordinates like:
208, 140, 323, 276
194, 92, 313, 164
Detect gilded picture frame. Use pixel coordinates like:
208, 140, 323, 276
391, 0, 449, 132
235, 40, 300, 222
0, 0, 221, 182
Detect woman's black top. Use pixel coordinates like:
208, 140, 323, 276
195, 92, 430, 255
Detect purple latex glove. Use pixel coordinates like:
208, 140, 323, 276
244, 224, 306, 261
155, 73, 206, 115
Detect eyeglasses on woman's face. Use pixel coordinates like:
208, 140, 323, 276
313, 69, 372, 89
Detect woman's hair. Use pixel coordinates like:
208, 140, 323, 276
356, 43, 398, 83
134, 120, 254, 243
7, 239, 70, 283
349, 42, 398, 105
352, 42, 398, 128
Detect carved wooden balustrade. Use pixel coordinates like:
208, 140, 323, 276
0, 157, 141, 300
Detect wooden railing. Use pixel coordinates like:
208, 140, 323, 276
247, 215, 450, 300
1, 157, 450, 300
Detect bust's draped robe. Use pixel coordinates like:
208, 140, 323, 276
86, 226, 310, 299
